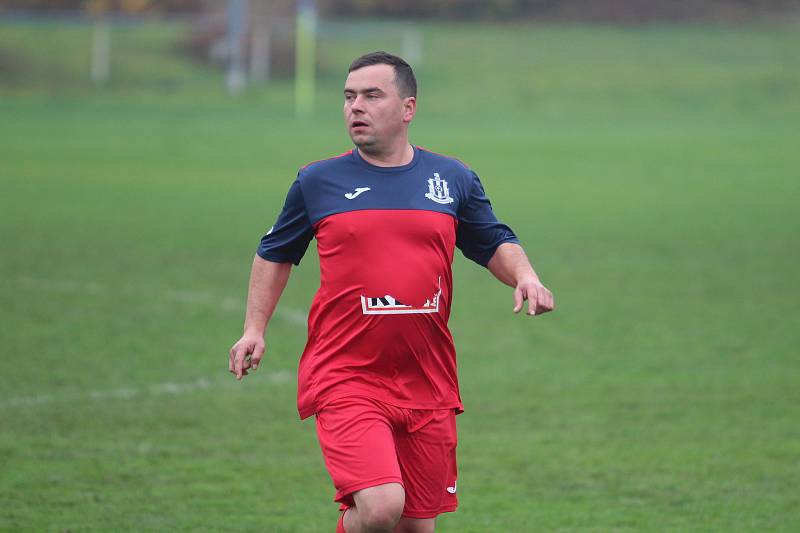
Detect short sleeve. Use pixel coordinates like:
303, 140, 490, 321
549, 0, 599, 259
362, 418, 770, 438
256, 177, 314, 265
456, 171, 519, 267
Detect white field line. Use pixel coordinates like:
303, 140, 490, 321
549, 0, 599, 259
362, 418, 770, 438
13, 276, 307, 327
1, 370, 296, 409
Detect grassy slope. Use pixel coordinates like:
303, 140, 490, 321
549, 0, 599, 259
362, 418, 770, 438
1, 20, 799, 532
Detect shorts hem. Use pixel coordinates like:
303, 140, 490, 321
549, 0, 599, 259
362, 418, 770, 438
402, 505, 458, 519
334, 476, 405, 504
304, 392, 464, 420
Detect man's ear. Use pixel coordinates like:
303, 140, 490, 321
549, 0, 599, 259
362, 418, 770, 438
403, 97, 417, 123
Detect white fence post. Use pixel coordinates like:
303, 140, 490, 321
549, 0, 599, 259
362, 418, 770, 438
90, 17, 110, 85
226, 0, 247, 95
402, 27, 423, 66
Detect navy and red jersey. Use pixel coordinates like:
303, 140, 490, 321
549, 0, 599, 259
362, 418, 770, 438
258, 145, 518, 419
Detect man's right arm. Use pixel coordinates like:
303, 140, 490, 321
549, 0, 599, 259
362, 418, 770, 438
228, 255, 292, 380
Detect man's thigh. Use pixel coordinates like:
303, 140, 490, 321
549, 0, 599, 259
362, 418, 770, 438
315, 397, 404, 506
395, 408, 458, 518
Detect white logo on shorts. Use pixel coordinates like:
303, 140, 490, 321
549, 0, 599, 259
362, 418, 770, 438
446, 480, 457, 494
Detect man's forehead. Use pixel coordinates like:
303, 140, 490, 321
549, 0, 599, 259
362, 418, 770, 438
344, 64, 396, 91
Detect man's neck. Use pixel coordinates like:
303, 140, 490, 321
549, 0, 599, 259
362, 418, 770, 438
358, 142, 414, 167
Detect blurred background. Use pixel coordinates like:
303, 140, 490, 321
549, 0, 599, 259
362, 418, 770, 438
1, 1, 799, 532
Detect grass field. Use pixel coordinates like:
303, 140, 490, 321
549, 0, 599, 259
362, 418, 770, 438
1, 18, 800, 532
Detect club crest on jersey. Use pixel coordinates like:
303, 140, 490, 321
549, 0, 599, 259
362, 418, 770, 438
425, 173, 454, 204
361, 277, 442, 315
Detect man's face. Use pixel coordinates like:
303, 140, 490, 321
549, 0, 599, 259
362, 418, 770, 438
343, 64, 415, 151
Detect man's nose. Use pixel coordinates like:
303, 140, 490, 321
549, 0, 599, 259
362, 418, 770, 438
350, 95, 365, 112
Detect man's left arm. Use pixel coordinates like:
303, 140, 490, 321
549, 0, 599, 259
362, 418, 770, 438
487, 242, 555, 316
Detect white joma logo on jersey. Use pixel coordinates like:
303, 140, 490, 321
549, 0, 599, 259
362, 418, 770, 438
345, 187, 371, 199
446, 480, 457, 494
361, 277, 442, 315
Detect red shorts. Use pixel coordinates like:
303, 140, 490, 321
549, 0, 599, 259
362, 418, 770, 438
315, 396, 458, 519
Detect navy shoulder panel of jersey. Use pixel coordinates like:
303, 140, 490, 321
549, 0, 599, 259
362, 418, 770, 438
296, 146, 474, 225
258, 146, 519, 267
414, 147, 519, 266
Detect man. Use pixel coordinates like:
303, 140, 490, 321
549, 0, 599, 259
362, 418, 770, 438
229, 51, 554, 533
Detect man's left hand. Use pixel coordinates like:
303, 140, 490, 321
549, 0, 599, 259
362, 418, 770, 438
513, 279, 554, 316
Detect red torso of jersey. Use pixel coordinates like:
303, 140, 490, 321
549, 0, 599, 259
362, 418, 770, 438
257, 146, 518, 418
300, 209, 459, 418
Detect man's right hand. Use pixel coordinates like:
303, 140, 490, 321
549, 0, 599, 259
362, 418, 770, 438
229, 332, 266, 380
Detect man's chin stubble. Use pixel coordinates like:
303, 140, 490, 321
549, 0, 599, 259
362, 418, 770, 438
352, 136, 378, 151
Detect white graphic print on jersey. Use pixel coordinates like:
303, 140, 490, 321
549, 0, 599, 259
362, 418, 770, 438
361, 277, 442, 315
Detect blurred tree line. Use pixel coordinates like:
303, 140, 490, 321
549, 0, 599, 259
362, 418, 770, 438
322, 0, 799, 21
1, 0, 797, 21
0, 0, 200, 14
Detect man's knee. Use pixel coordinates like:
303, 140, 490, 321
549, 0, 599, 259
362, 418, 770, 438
352, 483, 405, 531
360, 505, 402, 531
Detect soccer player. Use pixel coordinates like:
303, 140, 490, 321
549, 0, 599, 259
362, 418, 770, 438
229, 51, 554, 533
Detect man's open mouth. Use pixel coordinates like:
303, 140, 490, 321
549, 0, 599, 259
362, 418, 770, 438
351, 121, 369, 128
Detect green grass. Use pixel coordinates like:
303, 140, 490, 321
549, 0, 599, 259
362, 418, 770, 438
1, 19, 799, 532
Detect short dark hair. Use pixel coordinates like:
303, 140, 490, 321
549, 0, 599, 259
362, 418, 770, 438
348, 51, 417, 98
